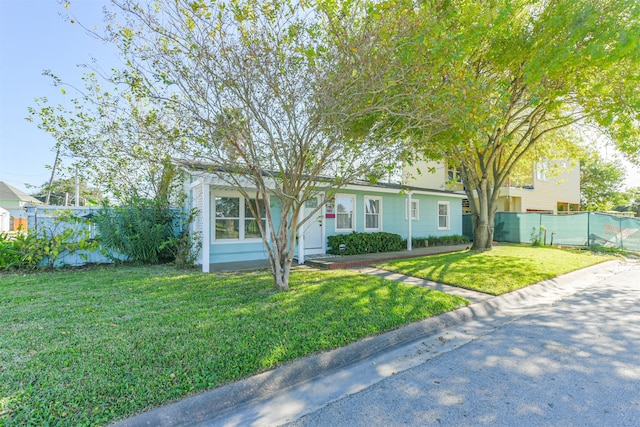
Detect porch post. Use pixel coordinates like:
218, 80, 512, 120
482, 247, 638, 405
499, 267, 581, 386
202, 182, 211, 273
407, 191, 413, 251
297, 206, 305, 264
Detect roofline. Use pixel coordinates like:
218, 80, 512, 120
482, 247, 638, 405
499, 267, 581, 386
176, 159, 466, 199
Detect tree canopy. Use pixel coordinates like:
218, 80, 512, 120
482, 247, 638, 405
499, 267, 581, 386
326, 0, 640, 249
99, 0, 405, 289
580, 151, 629, 212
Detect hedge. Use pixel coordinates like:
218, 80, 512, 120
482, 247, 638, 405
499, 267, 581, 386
327, 232, 405, 255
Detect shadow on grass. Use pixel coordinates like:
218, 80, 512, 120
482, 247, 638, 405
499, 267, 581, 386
0, 267, 467, 426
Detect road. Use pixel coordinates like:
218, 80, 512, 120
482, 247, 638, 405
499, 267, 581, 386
284, 261, 640, 426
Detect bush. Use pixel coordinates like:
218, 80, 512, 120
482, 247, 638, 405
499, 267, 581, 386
0, 232, 42, 270
0, 212, 100, 270
95, 197, 199, 265
327, 232, 405, 255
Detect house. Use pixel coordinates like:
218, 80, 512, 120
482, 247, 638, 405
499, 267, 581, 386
0, 206, 9, 232
182, 165, 466, 272
0, 181, 44, 230
403, 159, 580, 214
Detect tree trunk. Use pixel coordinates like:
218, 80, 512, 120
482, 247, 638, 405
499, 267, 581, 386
271, 251, 292, 291
470, 180, 496, 251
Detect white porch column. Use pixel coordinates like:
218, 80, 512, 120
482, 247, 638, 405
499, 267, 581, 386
297, 206, 305, 264
202, 182, 211, 273
407, 191, 413, 251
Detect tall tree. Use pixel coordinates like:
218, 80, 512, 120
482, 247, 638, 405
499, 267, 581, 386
326, 0, 640, 250
103, 0, 404, 289
28, 71, 183, 204
580, 151, 628, 211
29, 177, 105, 206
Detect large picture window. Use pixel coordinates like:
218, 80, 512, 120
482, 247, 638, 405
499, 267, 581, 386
438, 201, 450, 230
336, 194, 355, 232
364, 196, 382, 231
215, 195, 266, 240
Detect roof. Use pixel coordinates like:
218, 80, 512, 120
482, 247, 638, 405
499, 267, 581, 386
0, 181, 43, 204
177, 159, 466, 199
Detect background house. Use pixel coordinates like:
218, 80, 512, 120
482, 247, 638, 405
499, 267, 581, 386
0, 181, 44, 231
0, 206, 10, 232
404, 159, 580, 214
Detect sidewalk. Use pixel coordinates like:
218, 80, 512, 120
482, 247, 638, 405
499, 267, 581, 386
111, 259, 633, 427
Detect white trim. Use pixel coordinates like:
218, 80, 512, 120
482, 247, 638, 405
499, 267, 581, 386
303, 195, 326, 256
188, 179, 203, 190
335, 193, 356, 232
336, 182, 467, 198
364, 195, 382, 231
202, 183, 210, 273
405, 199, 419, 220
437, 201, 450, 230
212, 191, 267, 242
407, 191, 413, 251
297, 205, 305, 264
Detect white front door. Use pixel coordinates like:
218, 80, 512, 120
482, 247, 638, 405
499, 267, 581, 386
302, 197, 324, 255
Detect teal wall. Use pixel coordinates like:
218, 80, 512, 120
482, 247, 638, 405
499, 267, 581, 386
207, 189, 462, 264
325, 190, 463, 239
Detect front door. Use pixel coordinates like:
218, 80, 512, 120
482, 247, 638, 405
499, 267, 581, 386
302, 196, 324, 255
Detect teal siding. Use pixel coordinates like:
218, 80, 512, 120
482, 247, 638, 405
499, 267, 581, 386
208, 189, 462, 264
325, 190, 463, 239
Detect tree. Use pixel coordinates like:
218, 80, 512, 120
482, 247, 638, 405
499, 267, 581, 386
326, 0, 640, 250
99, 0, 403, 289
28, 72, 184, 204
614, 186, 640, 216
29, 177, 105, 206
580, 152, 628, 211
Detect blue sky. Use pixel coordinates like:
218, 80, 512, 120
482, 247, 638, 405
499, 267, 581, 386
0, 1, 638, 195
0, 0, 118, 193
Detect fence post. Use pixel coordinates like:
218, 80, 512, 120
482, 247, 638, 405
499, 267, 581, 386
587, 212, 590, 247
620, 216, 623, 249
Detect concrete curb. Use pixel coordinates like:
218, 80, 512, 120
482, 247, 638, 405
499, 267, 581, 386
111, 259, 633, 427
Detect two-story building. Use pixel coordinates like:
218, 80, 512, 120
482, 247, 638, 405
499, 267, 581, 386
403, 159, 580, 215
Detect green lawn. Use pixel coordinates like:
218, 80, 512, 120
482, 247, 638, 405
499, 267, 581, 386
377, 245, 615, 295
0, 266, 468, 426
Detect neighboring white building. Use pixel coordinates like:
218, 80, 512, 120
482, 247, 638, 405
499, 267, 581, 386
404, 159, 581, 214
0, 206, 10, 232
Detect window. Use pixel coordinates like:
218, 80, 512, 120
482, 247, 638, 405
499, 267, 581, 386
447, 164, 463, 183
336, 194, 355, 232
364, 196, 382, 231
406, 199, 419, 220
536, 159, 549, 181
438, 201, 450, 230
214, 195, 266, 240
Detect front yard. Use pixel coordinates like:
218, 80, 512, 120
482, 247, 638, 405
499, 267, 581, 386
377, 245, 615, 295
0, 266, 467, 426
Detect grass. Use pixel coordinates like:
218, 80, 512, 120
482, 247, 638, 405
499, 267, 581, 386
377, 245, 615, 295
0, 266, 468, 426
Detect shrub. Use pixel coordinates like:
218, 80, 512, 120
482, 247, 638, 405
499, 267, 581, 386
0, 232, 42, 270
0, 212, 100, 270
35, 211, 100, 268
327, 232, 404, 255
95, 197, 199, 265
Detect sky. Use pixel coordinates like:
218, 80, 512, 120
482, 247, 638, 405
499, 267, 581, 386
0, 0, 118, 194
0, 1, 639, 196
